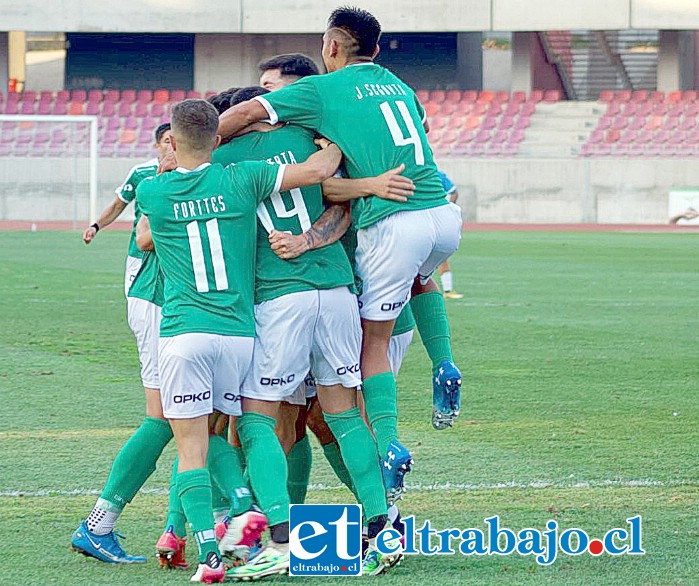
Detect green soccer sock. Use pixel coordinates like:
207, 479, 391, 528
410, 291, 454, 374
362, 372, 398, 459
207, 434, 252, 517
177, 468, 219, 563
166, 457, 187, 537
324, 408, 387, 521
86, 417, 173, 535
237, 412, 289, 526
321, 441, 356, 496
287, 434, 312, 504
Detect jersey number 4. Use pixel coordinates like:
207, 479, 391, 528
380, 101, 425, 166
186, 218, 228, 293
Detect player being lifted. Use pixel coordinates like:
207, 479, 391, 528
136, 99, 342, 583
219, 6, 463, 501
71, 124, 174, 564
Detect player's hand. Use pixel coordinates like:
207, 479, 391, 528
157, 151, 177, 175
82, 226, 97, 244
314, 137, 334, 150
369, 164, 415, 202
269, 230, 310, 260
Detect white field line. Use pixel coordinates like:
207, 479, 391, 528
0, 478, 693, 498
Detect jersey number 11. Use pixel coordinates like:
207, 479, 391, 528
186, 218, 229, 293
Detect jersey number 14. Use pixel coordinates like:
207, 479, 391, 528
186, 218, 229, 293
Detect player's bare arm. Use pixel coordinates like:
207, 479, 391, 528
269, 203, 351, 260
449, 188, 459, 204
322, 164, 415, 203
218, 99, 269, 141
82, 197, 128, 244
278, 142, 342, 191
135, 215, 154, 251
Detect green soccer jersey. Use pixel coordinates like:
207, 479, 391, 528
127, 251, 165, 307
256, 63, 447, 229
136, 161, 284, 337
116, 158, 159, 259
213, 125, 354, 304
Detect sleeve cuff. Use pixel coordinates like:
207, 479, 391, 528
254, 96, 278, 125
273, 164, 287, 193
116, 192, 130, 204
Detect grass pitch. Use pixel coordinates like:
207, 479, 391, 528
0, 229, 697, 585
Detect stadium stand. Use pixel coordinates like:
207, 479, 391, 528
5, 87, 699, 159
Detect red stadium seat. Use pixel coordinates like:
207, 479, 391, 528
429, 90, 446, 103
605, 129, 621, 143
666, 91, 682, 104
415, 90, 429, 103
186, 90, 202, 99
495, 91, 510, 103
631, 90, 648, 102
445, 90, 462, 103
121, 90, 137, 104
120, 129, 137, 144
71, 90, 87, 102
529, 90, 543, 103
88, 90, 103, 102
154, 89, 169, 104
101, 101, 116, 117
476, 91, 495, 104
615, 90, 631, 102
68, 102, 83, 115
137, 90, 153, 103
461, 90, 477, 103
425, 101, 440, 117
543, 90, 561, 103
105, 89, 120, 103
650, 91, 665, 102
151, 103, 165, 118
118, 102, 132, 117
171, 90, 186, 102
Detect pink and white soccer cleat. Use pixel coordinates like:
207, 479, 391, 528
218, 510, 268, 561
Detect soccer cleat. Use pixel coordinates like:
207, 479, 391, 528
71, 521, 146, 564
156, 526, 189, 569
362, 530, 403, 576
432, 360, 462, 430
190, 552, 225, 583
219, 510, 268, 562
214, 516, 229, 542
443, 290, 464, 300
381, 441, 414, 505
225, 542, 289, 581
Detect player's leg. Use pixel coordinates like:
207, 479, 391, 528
277, 395, 312, 504
355, 216, 429, 503
159, 333, 228, 584
410, 203, 464, 429
388, 330, 415, 378
72, 300, 169, 564
313, 286, 403, 575
226, 293, 316, 579
306, 395, 356, 495
439, 259, 463, 299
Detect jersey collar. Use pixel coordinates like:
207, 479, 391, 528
174, 162, 211, 174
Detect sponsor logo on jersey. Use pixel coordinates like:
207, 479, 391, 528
223, 392, 242, 402
336, 363, 360, 376
381, 300, 406, 312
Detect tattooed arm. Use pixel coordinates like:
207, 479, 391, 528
268, 203, 351, 260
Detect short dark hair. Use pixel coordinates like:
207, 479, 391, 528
258, 54, 320, 78
229, 86, 270, 107
171, 100, 219, 152
154, 122, 171, 144
327, 6, 381, 58
207, 91, 234, 115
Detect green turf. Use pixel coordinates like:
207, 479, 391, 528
0, 229, 697, 584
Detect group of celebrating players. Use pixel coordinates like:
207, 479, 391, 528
71, 6, 463, 582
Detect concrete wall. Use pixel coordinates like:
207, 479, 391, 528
2, 1, 699, 33
437, 158, 699, 224
1, 156, 697, 225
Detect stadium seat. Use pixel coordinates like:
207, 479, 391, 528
88, 90, 103, 103
461, 90, 477, 103
154, 89, 169, 104
543, 90, 562, 103
650, 91, 665, 102
631, 90, 648, 102
85, 102, 100, 115
101, 101, 116, 117
415, 90, 429, 103
106, 117, 121, 131
68, 102, 84, 115
141, 117, 156, 132
52, 101, 68, 115
615, 90, 631, 102
121, 90, 137, 104
186, 90, 202, 99
171, 90, 186, 102
56, 90, 70, 102
133, 102, 149, 117
445, 90, 462, 103
476, 91, 495, 104
137, 90, 153, 103
117, 102, 132, 117
71, 90, 87, 103
37, 102, 52, 115
150, 103, 165, 118
19, 101, 35, 115
104, 89, 120, 103
666, 91, 682, 104
120, 129, 137, 144
124, 116, 139, 130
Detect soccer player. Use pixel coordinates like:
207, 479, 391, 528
136, 99, 342, 583
258, 53, 320, 91
82, 123, 172, 295
218, 6, 464, 500
70, 124, 174, 565
437, 170, 464, 299
213, 86, 400, 579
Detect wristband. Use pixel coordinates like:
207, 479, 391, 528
91, 223, 100, 233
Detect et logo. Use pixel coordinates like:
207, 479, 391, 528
289, 504, 362, 576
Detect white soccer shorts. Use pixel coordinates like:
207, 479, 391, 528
242, 287, 362, 402
388, 330, 414, 377
356, 203, 462, 321
126, 297, 162, 389
283, 372, 318, 406
124, 255, 143, 296
159, 333, 253, 419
